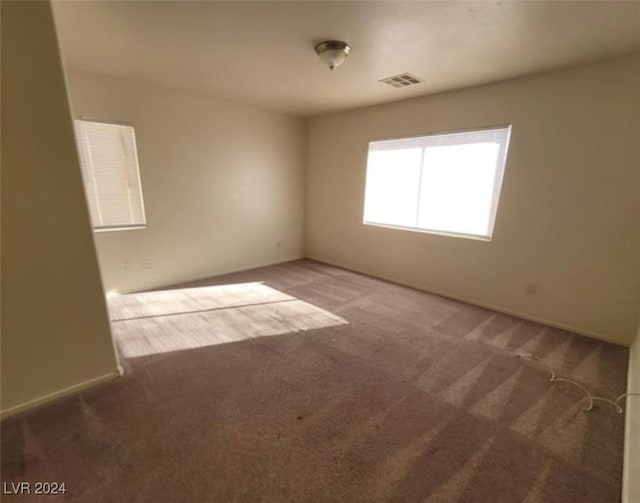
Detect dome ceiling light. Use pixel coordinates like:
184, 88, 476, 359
314, 40, 351, 71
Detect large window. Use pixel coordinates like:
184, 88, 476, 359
74, 119, 146, 231
363, 126, 511, 240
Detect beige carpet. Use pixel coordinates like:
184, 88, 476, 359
1, 259, 629, 502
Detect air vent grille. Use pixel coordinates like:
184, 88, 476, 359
379, 73, 423, 88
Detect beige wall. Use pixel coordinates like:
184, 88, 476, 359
63, 69, 306, 294
624, 318, 640, 502
307, 55, 640, 345
1, 1, 119, 414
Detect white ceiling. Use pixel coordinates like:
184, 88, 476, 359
52, 1, 640, 117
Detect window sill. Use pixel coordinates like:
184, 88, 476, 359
363, 221, 492, 242
94, 225, 146, 233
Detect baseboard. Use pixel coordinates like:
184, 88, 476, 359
0, 371, 120, 419
305, 255, 627, 347
213, 255, 306, 279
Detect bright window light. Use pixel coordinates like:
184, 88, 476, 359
363, 126, 511, 240
74, 119, 146, 232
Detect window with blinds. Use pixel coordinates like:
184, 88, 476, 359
363, 126, 511, 240
74, 119, 146, 231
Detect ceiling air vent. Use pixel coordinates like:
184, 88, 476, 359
379, 73, 423, 88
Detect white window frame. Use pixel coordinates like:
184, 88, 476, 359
74, 118, 147, 233
362, 125, 512, 241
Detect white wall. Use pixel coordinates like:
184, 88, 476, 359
65, 69, 306, 294
1, 1, 119, 414
307, 55, 640, 345
624, 319, 640, 502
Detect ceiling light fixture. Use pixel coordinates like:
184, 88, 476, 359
314, 40, 351, 71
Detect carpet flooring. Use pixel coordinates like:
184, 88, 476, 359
1, 259, 629, 502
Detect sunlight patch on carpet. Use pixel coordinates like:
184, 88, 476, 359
108, 282, 348, 358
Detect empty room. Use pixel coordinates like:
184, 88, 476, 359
2, 0, 639, 501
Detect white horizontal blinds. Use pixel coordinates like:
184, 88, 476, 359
74, 120, 146, 230
364, 126, 511, 239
